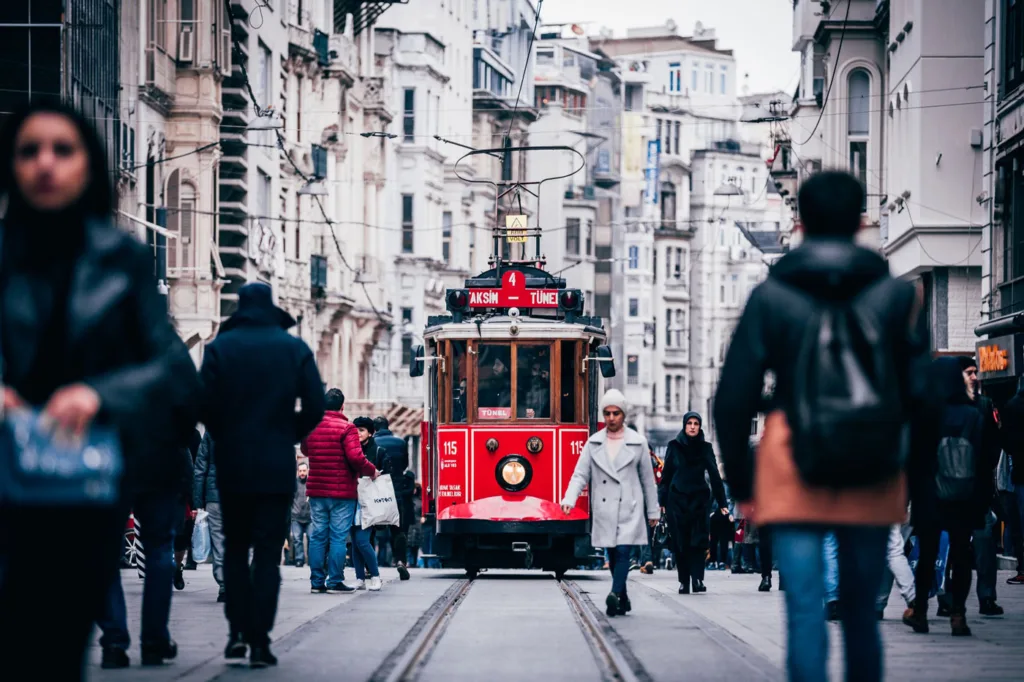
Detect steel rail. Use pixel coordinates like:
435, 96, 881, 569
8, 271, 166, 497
559, 580, 649, 682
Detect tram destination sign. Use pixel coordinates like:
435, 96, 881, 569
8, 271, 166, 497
467, 270, 560, 308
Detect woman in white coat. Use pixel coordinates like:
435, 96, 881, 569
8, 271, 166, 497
561, 389, 660, 617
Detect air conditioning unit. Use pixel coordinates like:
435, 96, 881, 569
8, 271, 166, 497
730, 245, 748, 261
178, 29, 195, 64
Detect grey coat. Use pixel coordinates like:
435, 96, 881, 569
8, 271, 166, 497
561, 427, 660, 548
193, 431, 219, 508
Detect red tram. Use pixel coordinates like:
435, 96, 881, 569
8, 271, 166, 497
409, 145, 615, 579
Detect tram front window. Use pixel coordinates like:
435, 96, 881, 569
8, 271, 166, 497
477, 345, 512, 418
517, 345, 551, 419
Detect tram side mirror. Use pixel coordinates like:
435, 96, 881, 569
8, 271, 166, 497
595, 345, 616, 379
409, 344, 425, 378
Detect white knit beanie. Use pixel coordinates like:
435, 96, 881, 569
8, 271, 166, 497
599, 388, 628, 414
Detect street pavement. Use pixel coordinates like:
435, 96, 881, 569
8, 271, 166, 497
88, 564, 1024, 681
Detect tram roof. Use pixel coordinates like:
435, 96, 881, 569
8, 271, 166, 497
423, 315, 607, 342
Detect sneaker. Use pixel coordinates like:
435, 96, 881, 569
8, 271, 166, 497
979, 598, 1004, 616
628, 561, 641, 572
250, 645, 278, 668
184, 559, 198, 570
678, 582, 690, 595
717, 562, 727, 571
354, 579, 366, 590
295, 561, 305, 568
173, 568, 185, 591
311, 585, 327, 594
101, 647, 130, 669
1006, 573, 1024, 585
327, 583, 355, 593
225, 633, 247, 659
692, 579, 706, 593
368, 576, 383, 591
605, 592, 620, 617
397, 563, 411, 581
141, 639, 178, 666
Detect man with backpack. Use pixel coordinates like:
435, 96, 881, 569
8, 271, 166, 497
714, 171, 935, 681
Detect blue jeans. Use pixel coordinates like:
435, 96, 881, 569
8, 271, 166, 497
308, 498, 357, 588
823, 531, 839, 603
607, 545, 633, 595
98, 493, 182, 649
290, 520, 309, 565
351, 526, 380, 580
774, 525, 888, 682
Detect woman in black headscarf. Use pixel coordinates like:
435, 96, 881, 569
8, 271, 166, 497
660, 411, 729, 594
0, 101, 196, 678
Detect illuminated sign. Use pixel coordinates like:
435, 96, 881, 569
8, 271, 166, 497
466, 270, 560, 308
976, 334, 1017, 380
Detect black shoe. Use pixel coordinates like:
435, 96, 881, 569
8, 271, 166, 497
141, 640, 177, 666
311, 585, 327, 594
184, 559, 198, 570
225, 633, 247, 659
327, 583, 354, 593
217, 589, 226, 603
692, 579, 706, 593
101, 647, 130, 669
678, 582, 690, 594
617, 594, 632, 615
826, 601, 840, 621
295, 561, 305, 568
398, 563, 411, 581
250, 645, 278, 668
936, 602, 951, 617
758, 576, 772, 592
174, 568, 185, 591
979, 598, 1004, 616
605, 592, 620, 617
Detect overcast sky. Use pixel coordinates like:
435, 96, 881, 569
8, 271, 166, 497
540, 0, 801, 96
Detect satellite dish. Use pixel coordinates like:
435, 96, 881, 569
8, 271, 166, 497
571, 24, 584, 36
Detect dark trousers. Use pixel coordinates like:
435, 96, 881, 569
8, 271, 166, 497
221, 493, 291, 647
0, 505, 121, 681
666, 508, 706, 585
974, 509, 998, 602
997, 491, 1024, 572
709, 528, 731, 565
98, 493, 183, 649
607, 545, 632, 595
915, 525, 972, 615
760, 527, 774, 579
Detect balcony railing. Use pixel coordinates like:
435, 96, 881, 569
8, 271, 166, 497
328, 33, 358, 84
145, 44, 176, 99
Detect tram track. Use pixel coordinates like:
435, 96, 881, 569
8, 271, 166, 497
368, 578, 474, 682
559, 580, 655, 682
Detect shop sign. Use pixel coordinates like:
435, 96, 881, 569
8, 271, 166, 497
976, 334, 1017, 380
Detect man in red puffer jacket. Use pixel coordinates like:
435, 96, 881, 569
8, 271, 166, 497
301, 388, 378, 593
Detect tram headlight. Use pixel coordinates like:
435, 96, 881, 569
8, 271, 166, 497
495, 455, 532, 493
526, 436, 543, 454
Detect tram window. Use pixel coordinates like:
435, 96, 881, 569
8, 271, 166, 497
451, 340, 467, 423
477, 344, 513, 418
517, 345, 551, 419
559, 341, 577, 423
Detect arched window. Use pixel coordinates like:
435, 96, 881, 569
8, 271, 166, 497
847, 70, 870, 203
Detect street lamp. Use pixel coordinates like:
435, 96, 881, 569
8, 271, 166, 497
713, 183, 744, 197
247, 108, 283, 131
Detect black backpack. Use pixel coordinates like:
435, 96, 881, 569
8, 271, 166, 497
935, 412, 979, 502
790, 279, 911, 488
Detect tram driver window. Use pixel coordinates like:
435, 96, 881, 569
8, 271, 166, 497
450, 340, 467, 423
477, 345, 512, 417
559, 340, 577, 422
517, 345, 551, 419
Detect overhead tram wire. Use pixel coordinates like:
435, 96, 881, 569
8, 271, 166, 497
501, 0, 544, 167
794, 0, 851, 146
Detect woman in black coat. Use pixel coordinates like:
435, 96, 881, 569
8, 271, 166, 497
0, 101, 196, 679
906, 357, 999, 636
660, 412, 729, 594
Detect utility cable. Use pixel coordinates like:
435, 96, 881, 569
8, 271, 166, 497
795, 0, 851, 146
501, 0, 544, 166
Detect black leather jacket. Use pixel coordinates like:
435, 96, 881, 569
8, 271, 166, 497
713, 238, 933, 501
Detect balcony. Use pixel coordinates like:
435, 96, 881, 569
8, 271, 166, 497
363, 76, 394, 122
646, 91, 689, 114
144, 44, 176, 106
288, 24, 315, 59
327, 33, 358, 86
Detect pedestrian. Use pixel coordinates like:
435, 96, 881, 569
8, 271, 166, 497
708, 472, 733, 572
408, 481, 423, 567
876, 520, 916, 621
561, 389, 659, 617
994, 447, 1024, 583
193, 429, 226, 602
659, 412, 728, 594
373, 416, 414, 581
905, 357, 1000, 636
290, 460, 311, 568
0, 100, 198, 679
302, 389, 380, 594
714, 171, 934, 681
999, 374, 1024, 585
200, 282, 326, 667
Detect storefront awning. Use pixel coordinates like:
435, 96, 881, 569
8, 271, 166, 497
974, 312, 1024, 338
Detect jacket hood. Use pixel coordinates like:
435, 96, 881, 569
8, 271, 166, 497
932, 356, 972, 406
769, 238, 889, 300
675, 411, 706, 447
219, 283, 296, 336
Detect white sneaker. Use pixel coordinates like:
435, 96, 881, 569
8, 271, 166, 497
367, 576, 382, 591
355, 580, 366, 590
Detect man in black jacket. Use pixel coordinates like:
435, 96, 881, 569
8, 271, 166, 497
200, 283, 325, 667
193, 430, 225, 602
373, 417, 413, 579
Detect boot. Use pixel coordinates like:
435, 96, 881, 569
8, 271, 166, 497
173, 567, 185, 591
678, 582, 690, 594
904, 601, 929, 633
250, 644, 279, 668
225, 633, 247, 659
692, 578, 706, 593
617, 593, 632, 615
141, 639, 178, 666
979, 598, 1004, 616
605, 592, 620, 617
758, 576, 772, 592
950, 613, 972, 637
101, 647, 130, 669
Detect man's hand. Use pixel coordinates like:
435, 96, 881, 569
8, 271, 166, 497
41, 384, 101, 437
738, 502, 756, 522
561, 504, 573, 515
3, 387, 25, 411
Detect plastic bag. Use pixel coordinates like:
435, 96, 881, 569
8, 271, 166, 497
191, 509, 211, 563
357, 474, 400, 529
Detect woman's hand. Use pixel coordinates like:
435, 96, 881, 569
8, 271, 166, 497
648, 518, 658, 528
561, 504, 573, 515
720, 507, 729, 516
3, 387, 25, 411
41, 383, 101, 437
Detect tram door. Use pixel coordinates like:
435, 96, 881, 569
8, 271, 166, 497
425, 342, 440, 519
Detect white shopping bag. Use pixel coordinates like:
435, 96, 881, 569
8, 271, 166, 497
191, 509, 211, 563
358, 474, 400, 529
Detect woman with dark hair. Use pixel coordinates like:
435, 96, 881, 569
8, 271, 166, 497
0, 101, 197, 678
